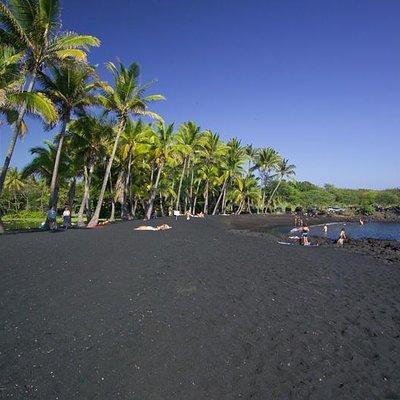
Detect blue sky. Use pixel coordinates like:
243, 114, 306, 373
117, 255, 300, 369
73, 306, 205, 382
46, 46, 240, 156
1, 0, 399, 189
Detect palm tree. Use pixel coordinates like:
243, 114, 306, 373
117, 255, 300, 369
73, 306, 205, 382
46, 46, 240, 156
22, 141, 69, 201
117, 119, 152, 218
232, 175, 260, 214
0, 45, 56, 132
252, 147, 281, 212
0, 0, 99, 219
39, 65, 99, 210
68, 115, 113, 225
266, 158, 296, 211
198, 131, 224, 214
213, 138, 246, 215
4, 167, 24, 212
145, 122, 175, 220
87, 61, 164, 227
174, 121, 201, 211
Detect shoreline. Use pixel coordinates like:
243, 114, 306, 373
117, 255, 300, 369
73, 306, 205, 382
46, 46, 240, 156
222, 214, 400, 265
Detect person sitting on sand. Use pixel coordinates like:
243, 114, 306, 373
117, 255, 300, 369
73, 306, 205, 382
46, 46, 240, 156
134, 224, 171, 231
301, 224, 310, 246
185, 211, 191, 221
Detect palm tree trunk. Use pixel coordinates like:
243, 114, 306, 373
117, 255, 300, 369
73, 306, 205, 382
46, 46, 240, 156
110, 200, 115, 222
212, 178, 227, 215
0, 72, 37, 233
121, 156, 132, 220
203, 180, 209, 214
126, 156, 132, 218
247, 198, 253, 214
145, 162, 164, 220
221, 176, 230, 214
175, 157, 187, 211
109, 174, 115, 222
67, 177, 76, 210
77, 164, 94, 226
160, 194, 164, 216
192, 179, 201, 214
266, 179, 282, 212
48, 115, 70, 210
87, 118, 126, 228
237, 199, 245, 215
131, 197, 138, 218
189, 164, 195, 213
261, 190, 266, 214
184, 195, 188, 213
150, 163, 155, 185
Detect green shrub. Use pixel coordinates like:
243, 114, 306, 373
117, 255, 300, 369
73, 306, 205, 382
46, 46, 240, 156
356, 204, 374, 215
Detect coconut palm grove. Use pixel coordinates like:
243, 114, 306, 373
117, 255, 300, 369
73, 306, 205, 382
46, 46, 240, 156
0, 1, 399, 232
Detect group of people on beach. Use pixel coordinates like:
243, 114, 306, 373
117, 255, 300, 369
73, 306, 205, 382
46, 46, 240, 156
46, 206, 71, 231
295, 216, 364, 246
293, 214, 366, 246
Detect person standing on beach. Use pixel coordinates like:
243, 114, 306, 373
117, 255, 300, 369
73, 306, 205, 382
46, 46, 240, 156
323, 224, 328, 234
62, 207, 71, 229
47, 207, 57, 231
301, 224, 310, 245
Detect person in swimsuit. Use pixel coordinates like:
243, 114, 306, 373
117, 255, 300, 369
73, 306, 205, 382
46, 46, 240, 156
134, 224, 171, 231
337, 228, 347, 245
301, 224, 310, 245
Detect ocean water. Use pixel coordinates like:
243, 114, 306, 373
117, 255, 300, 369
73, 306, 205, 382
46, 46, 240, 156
309, 222, 400, 241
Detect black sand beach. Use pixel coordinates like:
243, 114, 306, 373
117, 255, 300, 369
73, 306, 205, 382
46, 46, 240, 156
1, 215, 400, 399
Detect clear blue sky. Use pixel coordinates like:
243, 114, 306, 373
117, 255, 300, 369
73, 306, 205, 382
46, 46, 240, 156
1, 0, 399, 189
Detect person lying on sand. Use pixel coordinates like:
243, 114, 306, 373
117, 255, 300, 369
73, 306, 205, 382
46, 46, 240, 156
134, 224, 171, 231
193, 212, 205, 218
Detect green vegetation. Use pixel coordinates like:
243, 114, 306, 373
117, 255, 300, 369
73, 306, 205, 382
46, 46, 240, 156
0, 1, 398, 231
266, 181, 400, 212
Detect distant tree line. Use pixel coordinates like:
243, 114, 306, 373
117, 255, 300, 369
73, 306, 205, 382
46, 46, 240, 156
266, 181, 400, 214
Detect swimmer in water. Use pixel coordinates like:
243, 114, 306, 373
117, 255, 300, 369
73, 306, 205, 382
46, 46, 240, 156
337, 227, 347, 245
323, 224, 328, 234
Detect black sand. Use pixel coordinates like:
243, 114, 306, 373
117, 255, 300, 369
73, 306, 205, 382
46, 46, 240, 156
1, 215, 400, 399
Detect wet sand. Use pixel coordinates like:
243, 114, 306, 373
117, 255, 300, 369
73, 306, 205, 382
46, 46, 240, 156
1, 215, 399, 398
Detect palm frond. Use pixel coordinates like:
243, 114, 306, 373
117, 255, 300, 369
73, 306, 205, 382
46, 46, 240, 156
51, 32, 100, 50
53, 48, 88, 61
9, 0, 36, 30
38, 0, 61, 30
0, 1, 33, 49
8, 91, 58, 123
